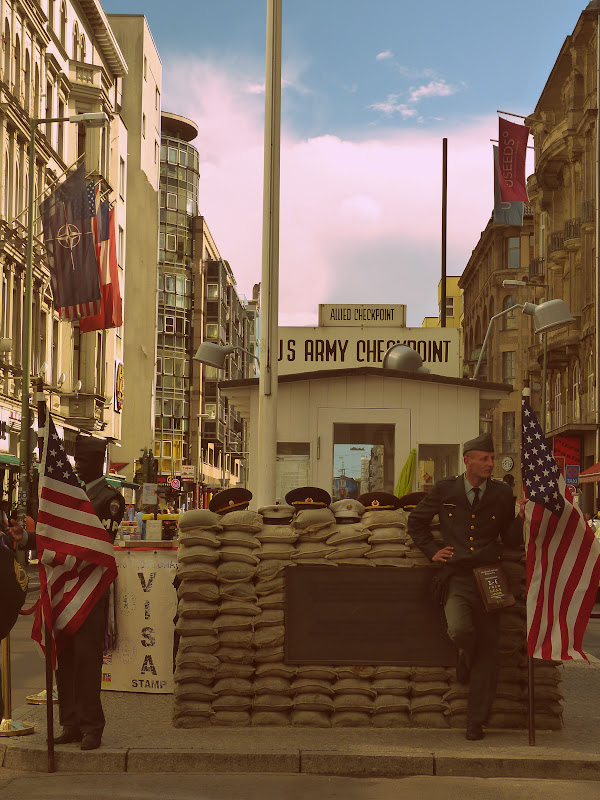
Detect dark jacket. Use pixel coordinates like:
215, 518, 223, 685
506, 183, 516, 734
86, 478, 125, 544
407, 475, 522, 570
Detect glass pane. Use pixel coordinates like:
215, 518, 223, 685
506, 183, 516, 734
332, 423, 396, 497
168, 147, 178, 164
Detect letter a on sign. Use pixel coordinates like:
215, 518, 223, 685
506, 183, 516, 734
498, 117, 530, 203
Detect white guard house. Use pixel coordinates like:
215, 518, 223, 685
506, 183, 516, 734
219, 365, 512, 504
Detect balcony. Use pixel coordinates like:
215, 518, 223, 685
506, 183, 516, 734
582, 200, 594, 230
528, 257, 545, 279
563, 218, 581, 251
202, 419, 225, 443
548, 232, 567, 267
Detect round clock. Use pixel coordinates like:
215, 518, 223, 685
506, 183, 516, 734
501, 456, 514, 471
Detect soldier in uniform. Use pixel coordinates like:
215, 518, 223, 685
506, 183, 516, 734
407, 433, 522, 741
53, 435, 125, 751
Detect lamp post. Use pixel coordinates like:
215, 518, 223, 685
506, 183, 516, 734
17, 112, 107, 524
503, 279, 552, 433
472, 299, 575, 381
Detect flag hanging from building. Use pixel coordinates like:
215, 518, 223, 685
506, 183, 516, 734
521, 395, 600, 660
493, 146, 524, 226
31, 412, 117, 669
79, 201, 123, 332
497, 117, 530, 203
39, 164, 102, 320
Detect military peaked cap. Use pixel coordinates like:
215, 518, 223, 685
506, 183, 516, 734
396, 491, 427, 510
357, 491, 402, 511
209, 487, 253, 515
463, 433, 494, 454
285, 487, 331, 509
74, 434, 107, 459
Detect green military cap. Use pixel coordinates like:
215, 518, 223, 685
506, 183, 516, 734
463, 433, 494, 454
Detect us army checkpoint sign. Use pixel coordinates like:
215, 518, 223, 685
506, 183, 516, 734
102, 548, 177, 693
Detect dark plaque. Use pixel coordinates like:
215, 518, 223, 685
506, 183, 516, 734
284, 566, 455, 665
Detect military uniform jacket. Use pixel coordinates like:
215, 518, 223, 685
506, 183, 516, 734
407, 475, 522, 570
86, 478, 125, 544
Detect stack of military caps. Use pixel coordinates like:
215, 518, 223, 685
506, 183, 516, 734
357, 492, 403, 511
208, 487, 252, 515
258, 504, 295, 525
285, 487, 331, 510
462, 432, 494, 454
396, 491, 427, 511
330, 498, 365, 523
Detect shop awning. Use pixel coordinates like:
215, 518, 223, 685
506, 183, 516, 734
0, 453, 20, 466
105, 474, 140, 490
579, 462, 600, 484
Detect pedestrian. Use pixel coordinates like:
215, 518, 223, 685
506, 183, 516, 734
407, 433, 523, 741
53, 435, 125, 751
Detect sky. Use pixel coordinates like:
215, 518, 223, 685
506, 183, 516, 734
103, 0, 587, 326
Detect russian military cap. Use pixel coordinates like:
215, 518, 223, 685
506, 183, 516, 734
258, 504, 295, 524
330, 499, 365, 521
284, 486, 331, 509
74, 434, 107, 459
396, 491, 427, 510
209, 487, 253, 515
463, 432, 494, 454
357, 491, 402, 511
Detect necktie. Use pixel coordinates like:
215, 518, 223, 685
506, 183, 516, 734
472, 487, 480, 508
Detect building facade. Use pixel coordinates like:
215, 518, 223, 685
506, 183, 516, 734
0, 0, 127, 509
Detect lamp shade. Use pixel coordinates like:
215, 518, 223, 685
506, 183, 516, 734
530, 299, 575, 334
193, 342, 235, 368
382, 344, 431, 374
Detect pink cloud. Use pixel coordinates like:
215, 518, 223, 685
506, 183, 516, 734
162, 58, 500, 326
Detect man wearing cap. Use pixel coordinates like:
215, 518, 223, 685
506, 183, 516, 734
407, 433, 522, 742
53, 435, 125, 751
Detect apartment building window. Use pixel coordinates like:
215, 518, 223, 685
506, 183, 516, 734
155, 141, 159, 164
57, 99, 64, 160
164, 316, 175, 334
502, 295, 517, 330
119, 157, 125, 199
155, 86, 160, 110
554, 373, 563, 427
166, 192, 177, 210
206, 284, 219, 299
142, 114, 146, 139
204, 403, 217, 419
206, 323, 218, 339
168, 147, 178, 164
60, 2, 67, 47
51, 319, 59, 386
143, 56, 147, 80
573, 361, 581, 421
118, 226, 124, 265
505, 236, 520, 269
166, 234, 176, 251
502, 412, 516, 453
445, 297, 454, 318
502, 351, 516, 383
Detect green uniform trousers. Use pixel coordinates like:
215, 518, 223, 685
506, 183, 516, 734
444, 571, 499, 725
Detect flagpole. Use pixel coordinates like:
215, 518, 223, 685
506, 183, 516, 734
522, 386, 536, 746
36, 379, 55, 772
440, 138, 447, 328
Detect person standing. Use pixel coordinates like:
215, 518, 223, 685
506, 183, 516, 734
53, 435, 124, 751
407, 433, 522, 741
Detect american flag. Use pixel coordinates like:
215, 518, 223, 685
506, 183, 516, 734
32, 412, 117, 669
521, 395, 600, 660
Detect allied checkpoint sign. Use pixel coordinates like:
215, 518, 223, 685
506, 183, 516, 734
102, 548, 177, 693
278, 326, 461, 378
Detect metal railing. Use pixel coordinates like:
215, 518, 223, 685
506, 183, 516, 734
564, 218, 581, 239
582, 199, 594, 223
548, 232, 564, 254
529, 256, 545, 277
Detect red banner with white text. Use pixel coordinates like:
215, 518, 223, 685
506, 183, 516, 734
498, 117, 530, 203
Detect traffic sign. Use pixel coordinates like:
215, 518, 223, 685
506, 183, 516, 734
565, 464, 580, 486
170, 478, 181, 490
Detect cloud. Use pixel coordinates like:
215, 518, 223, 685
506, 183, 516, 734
368, 95, 418, 117
376, 50, 394, 61
408, 79, 457, 103
161, 57, 498, 328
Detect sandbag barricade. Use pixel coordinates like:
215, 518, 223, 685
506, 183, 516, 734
173, 502, 562, 729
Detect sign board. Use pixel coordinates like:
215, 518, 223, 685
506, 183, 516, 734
102, 548, 177, 693
142, 483, 158, 505
278, 327, 460, 378
276, 454, 310, 503
170, 477, 181, 490
565, 464, 580, 486
319, 304, 406, 328
181, 464, 196, 481
285, 565, 455, 665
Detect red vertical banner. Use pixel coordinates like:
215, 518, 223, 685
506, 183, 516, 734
498, 117, 530, 202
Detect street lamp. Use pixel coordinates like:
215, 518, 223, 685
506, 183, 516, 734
472, 299, 575, 381
17, 111, 108, 523
193, 342, 260, 370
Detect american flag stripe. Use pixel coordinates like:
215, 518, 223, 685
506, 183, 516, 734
32, 411, 117, 668
521, 395, 600, 661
